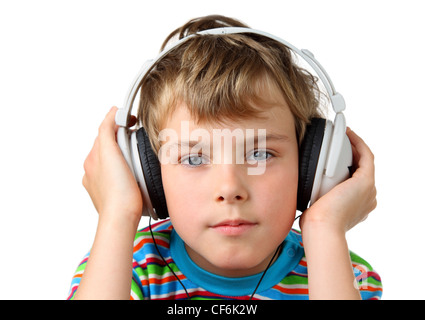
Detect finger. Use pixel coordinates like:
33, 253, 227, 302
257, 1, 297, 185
82, 173, 88, 189
99, 106, 118, 134
83, 135, 100, 182
346, 128, 375, 176
98, 106, 120, 145
346, 128, 373, 160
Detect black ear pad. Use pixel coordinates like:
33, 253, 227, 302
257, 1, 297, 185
297, 118, 326, 212
136, 128, 169, 219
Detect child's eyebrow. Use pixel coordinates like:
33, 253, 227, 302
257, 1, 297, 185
172, 140, 209, 149
163, 133, 291, 150
253, 133, 290, 143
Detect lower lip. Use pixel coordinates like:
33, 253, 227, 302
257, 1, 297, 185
211, 223, 257, 236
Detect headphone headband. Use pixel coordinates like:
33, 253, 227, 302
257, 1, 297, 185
115, 27, 345, 128
114, 25, 352, 218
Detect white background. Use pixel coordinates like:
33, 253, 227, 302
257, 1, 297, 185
0, 0, 423, 300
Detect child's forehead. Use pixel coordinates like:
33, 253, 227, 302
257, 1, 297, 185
162, 75, 292, 127
161, 100, 296, 136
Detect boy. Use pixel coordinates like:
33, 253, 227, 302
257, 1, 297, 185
68, 15, 382, 300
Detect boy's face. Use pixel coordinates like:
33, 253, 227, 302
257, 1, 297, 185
160, 93, 298, 277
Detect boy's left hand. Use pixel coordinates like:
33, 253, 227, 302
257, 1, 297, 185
299, 128, 377, 234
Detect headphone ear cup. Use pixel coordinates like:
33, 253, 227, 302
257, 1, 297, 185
297, 118, 326, 212
136, 128, 169, 219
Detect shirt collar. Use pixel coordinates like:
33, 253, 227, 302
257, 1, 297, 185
170, 229, 304, 297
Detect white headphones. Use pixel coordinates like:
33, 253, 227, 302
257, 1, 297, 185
115, 27, 353, 219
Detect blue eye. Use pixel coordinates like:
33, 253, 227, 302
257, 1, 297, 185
247, 150, 272, 162
181, 155, 208, 167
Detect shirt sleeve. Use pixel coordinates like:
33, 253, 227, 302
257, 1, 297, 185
67, 252, 89, 300
350, 251, 383, 300
130, 267, 144, 300
67, 253, 145, 300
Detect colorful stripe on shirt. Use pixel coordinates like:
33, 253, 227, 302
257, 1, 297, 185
68, 220, 382, 300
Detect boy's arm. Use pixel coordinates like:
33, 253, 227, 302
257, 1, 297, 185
301, 223, 361, 299
300, 128, 377, 300
73, 216, 138, 299
74, 107, 143, 300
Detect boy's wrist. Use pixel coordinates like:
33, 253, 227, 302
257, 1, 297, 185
98, 209, 140, 236
299, 208, 346, 238
301, 218, 346, 245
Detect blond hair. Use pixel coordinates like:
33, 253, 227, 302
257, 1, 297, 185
137, 15, 323, 153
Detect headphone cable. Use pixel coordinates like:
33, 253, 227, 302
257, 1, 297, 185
149, 216, 191, 299
249, 242, 282, 300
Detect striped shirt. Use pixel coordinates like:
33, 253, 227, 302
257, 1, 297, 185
68, 219, 382, 300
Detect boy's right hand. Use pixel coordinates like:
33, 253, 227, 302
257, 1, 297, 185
82, 106, 143, 227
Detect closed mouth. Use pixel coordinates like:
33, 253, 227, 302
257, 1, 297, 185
210, 220, 257, 235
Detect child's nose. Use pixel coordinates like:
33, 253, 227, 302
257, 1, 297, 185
213, 164, 248, 204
